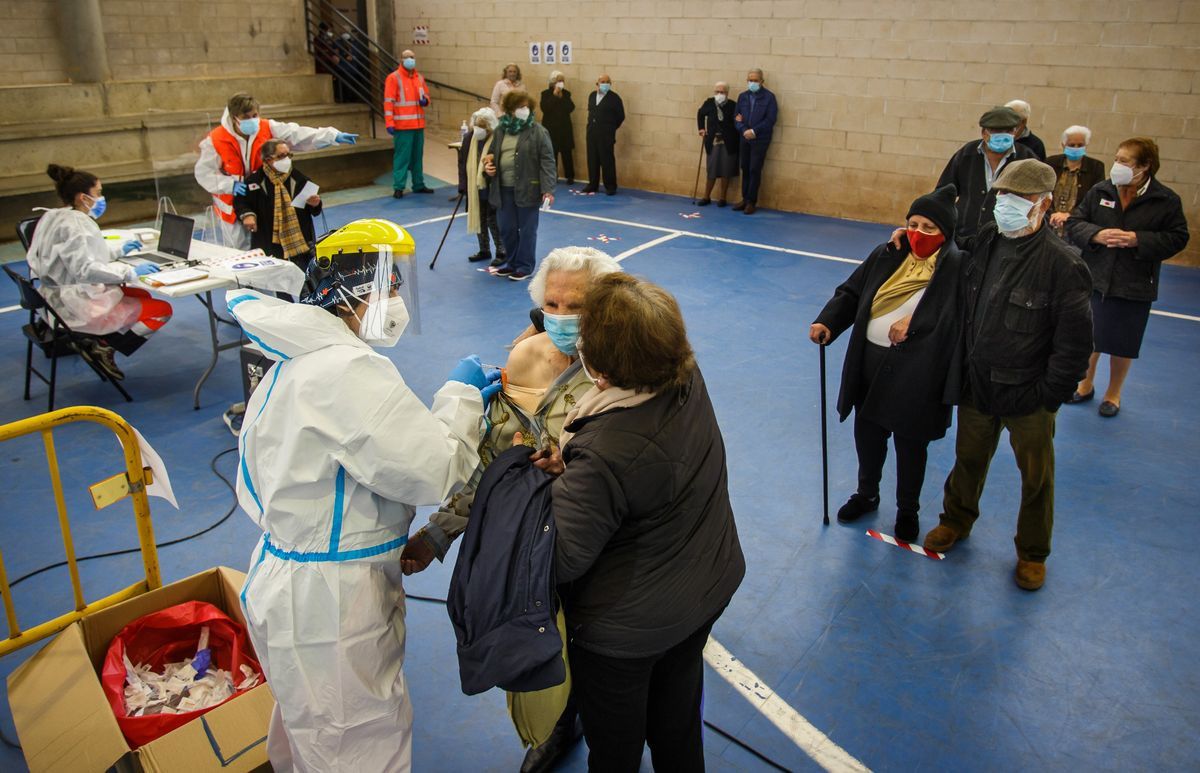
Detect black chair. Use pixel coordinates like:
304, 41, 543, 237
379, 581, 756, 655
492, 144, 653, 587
15, 214, 42, 251
2, 264, 132, 411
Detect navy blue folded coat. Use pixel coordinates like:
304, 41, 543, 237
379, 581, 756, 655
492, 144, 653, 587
447, 445, 565, 695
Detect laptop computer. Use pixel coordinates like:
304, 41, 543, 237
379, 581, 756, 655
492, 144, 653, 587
131, 213, 194, 266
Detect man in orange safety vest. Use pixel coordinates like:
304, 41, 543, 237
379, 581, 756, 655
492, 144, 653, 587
384, 51, 436, 198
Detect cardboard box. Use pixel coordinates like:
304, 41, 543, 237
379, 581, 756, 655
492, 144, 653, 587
8, 567, 273, 773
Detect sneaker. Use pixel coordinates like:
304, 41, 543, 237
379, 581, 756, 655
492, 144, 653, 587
412, 187, 436, 194
468, 251, 492, 263
393, 190, 404, 199
508, 271, 531, 282
1015, 560, 1046, 591
836, 493, 879, 523
80, 339, 125, 381
923, 523, 962, 553
222, 408, 244, 437
493, 267, 515, 277
894, 510, 919, 543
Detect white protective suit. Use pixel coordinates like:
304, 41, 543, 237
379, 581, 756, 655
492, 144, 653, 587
228, 289, 484, 772
195, 109, 341, 250
25, 207, 140, 335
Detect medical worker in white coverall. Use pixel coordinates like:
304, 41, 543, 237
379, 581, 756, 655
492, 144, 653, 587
228, 238, 494, 771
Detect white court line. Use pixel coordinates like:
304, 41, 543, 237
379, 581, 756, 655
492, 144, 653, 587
0, 304, 21, 314
615, 231, 683, 262
398, 208, 1200, 324
705, 637, 871, 772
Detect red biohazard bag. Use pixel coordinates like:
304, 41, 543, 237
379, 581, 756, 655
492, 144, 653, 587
100, 600, 263, 748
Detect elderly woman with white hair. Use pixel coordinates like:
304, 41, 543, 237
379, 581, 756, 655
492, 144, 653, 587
458, 107, 506, 265
1046, 125, 1105, 237
540, 70, 576, 184
401, 245, 622, 772
695, 81, 740, 206
1005, 99, 1047, 160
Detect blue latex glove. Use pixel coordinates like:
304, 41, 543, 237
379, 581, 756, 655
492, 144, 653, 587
387, 126, 396, 136
447, 355, 492, 391
480, 380, 503, 408
191, 648, 212, 679
121, 240, 143, 256
134, 263, 160, 276
232, 180, 248, 196
335, 132, 358, 145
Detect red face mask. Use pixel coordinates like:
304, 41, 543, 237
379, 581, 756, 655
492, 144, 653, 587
906, 228, 945, 259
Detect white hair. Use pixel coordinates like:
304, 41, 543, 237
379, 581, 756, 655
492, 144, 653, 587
714, 81, 729, 91
549, 70, 564, 84
1061, 124, 1092, 145
748, 68, 764, 79
1005, 99, 1031, 120
471, 107, 498, 131
528, 246, 622, 307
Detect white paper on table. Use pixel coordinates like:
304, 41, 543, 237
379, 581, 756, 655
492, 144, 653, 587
291, 180, 319, 209
132, 428, 179, 509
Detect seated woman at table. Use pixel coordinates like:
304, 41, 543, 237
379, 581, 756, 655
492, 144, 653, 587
234, 139, 323, 270
25, 163, 173, 382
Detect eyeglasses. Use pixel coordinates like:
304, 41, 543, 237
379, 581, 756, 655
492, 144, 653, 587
272, 153, 294, 161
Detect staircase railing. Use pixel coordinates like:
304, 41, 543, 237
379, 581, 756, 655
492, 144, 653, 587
302, 0, 489, 137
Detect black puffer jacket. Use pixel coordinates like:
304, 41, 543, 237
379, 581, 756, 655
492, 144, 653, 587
1065, 178, 1190, 302
961, 223, 1093, 416
815, 237, 965, 442
937, 140, 1037, 246
552, 367, 744, 658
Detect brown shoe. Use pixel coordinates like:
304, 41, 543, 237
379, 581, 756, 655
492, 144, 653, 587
732, 201, 746, 211
744, 203, 757, 214
1015, 560, 1046, 591
923, 524, 961, 553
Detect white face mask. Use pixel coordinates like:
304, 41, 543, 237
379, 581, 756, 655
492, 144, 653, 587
514, 106, 531, 121
472, 126, 488, 140
272, 157, 292, 174
714, 93, 728, 105
1110, 162, 1136, 187
343, 293, 409, 347
554, 81, 564, 90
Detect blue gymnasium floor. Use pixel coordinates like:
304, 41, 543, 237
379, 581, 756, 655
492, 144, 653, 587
1, 182, 1199, 772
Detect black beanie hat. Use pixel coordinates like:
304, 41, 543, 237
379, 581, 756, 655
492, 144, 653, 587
906, 184, 958, 241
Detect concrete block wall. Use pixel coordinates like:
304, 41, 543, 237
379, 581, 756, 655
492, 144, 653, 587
394, 0, 1200, 264
1, 0, 313, 85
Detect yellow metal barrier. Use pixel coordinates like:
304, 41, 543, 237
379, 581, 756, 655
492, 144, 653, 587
0, 406, 162, 657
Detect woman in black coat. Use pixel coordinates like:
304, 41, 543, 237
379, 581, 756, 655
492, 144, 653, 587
233, 139, 322, 269
810, 185, 963, 542
695, 81, 740, 207
1065, 136, 1190, 417
539, 71, 575, 184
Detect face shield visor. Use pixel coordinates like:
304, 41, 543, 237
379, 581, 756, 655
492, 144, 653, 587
310, 219, 421, 335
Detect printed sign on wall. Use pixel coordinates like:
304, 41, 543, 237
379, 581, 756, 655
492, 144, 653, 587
529, 42, 541, 64
412, 25, 430, 45
560, 41, 573, 64
545, 41, 556, 64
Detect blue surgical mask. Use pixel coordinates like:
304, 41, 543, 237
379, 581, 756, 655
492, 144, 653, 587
1063, 146, 1086, 161
238, 117, 259, 137
542, 312, 581, 355
747, 81, 761, 93
403, 57, 416, 70
598, 83, 610, 94
986, 132, 1014, 153
994, 192, 1037, 233
85, 194, 106, 220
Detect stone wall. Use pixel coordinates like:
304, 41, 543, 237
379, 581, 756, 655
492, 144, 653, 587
393, 0, 1200, 264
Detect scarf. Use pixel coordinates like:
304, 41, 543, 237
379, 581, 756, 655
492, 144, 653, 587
466, 133, 489, 235
558, 384, 657, 450
263, 164, 309, 260
498, 113, 533, 135
869, 249, 939, 319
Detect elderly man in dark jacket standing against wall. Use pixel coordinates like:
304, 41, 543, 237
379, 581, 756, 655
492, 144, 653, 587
938, 106, 1037, 247
924, 160, 1093, 592
583, 74, 625, 195
733, 68, 777, 215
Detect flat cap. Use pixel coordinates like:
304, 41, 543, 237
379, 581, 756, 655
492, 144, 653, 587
994, 159, 1057, 195
979, 106, 1022, 130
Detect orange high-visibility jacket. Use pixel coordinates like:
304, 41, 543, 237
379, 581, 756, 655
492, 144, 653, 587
384, 68, 428, 131
209, 119, 273, 224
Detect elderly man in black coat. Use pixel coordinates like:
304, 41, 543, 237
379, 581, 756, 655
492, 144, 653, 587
811, 184, 964, 543
582, 74, 625, 195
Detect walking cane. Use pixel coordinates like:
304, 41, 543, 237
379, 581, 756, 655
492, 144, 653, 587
428, 194, 464, 270
819, 339, 830, 525
691, 137, 705, 205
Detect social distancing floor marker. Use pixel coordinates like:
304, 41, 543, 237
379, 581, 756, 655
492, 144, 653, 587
705, 637, 871, 772
587, 234, 620, 243
680, 212, 702, 219
866, 529, 944, 560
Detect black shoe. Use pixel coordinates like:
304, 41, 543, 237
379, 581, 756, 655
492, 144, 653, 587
696, 198, 711, 206
895, 510, 919, 543
1067, 389, 1095, 404
489, 255, 507, 268
467, 251, 492, 262
566, 179, 575, 185
413, 187, 436, 194
732, 201, 746, 211
837, 493, 880, 524
1099, 400, 1120, 418
717, 199, 728, 207
520, 716, 584, 773
605, 189, 616, 196
393, 190, 404, 199
493, 267, 515, 277
79, 339, 124, 381
581, 186, 598, 194
508, 271, 531, 282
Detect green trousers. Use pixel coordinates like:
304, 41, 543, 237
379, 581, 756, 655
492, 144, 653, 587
941, 400, 1057, 562
392, 128, 426, 191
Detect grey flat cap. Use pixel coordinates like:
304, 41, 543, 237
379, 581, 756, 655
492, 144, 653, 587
979, 106, 1022, 130
994, 159, 1057, 194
